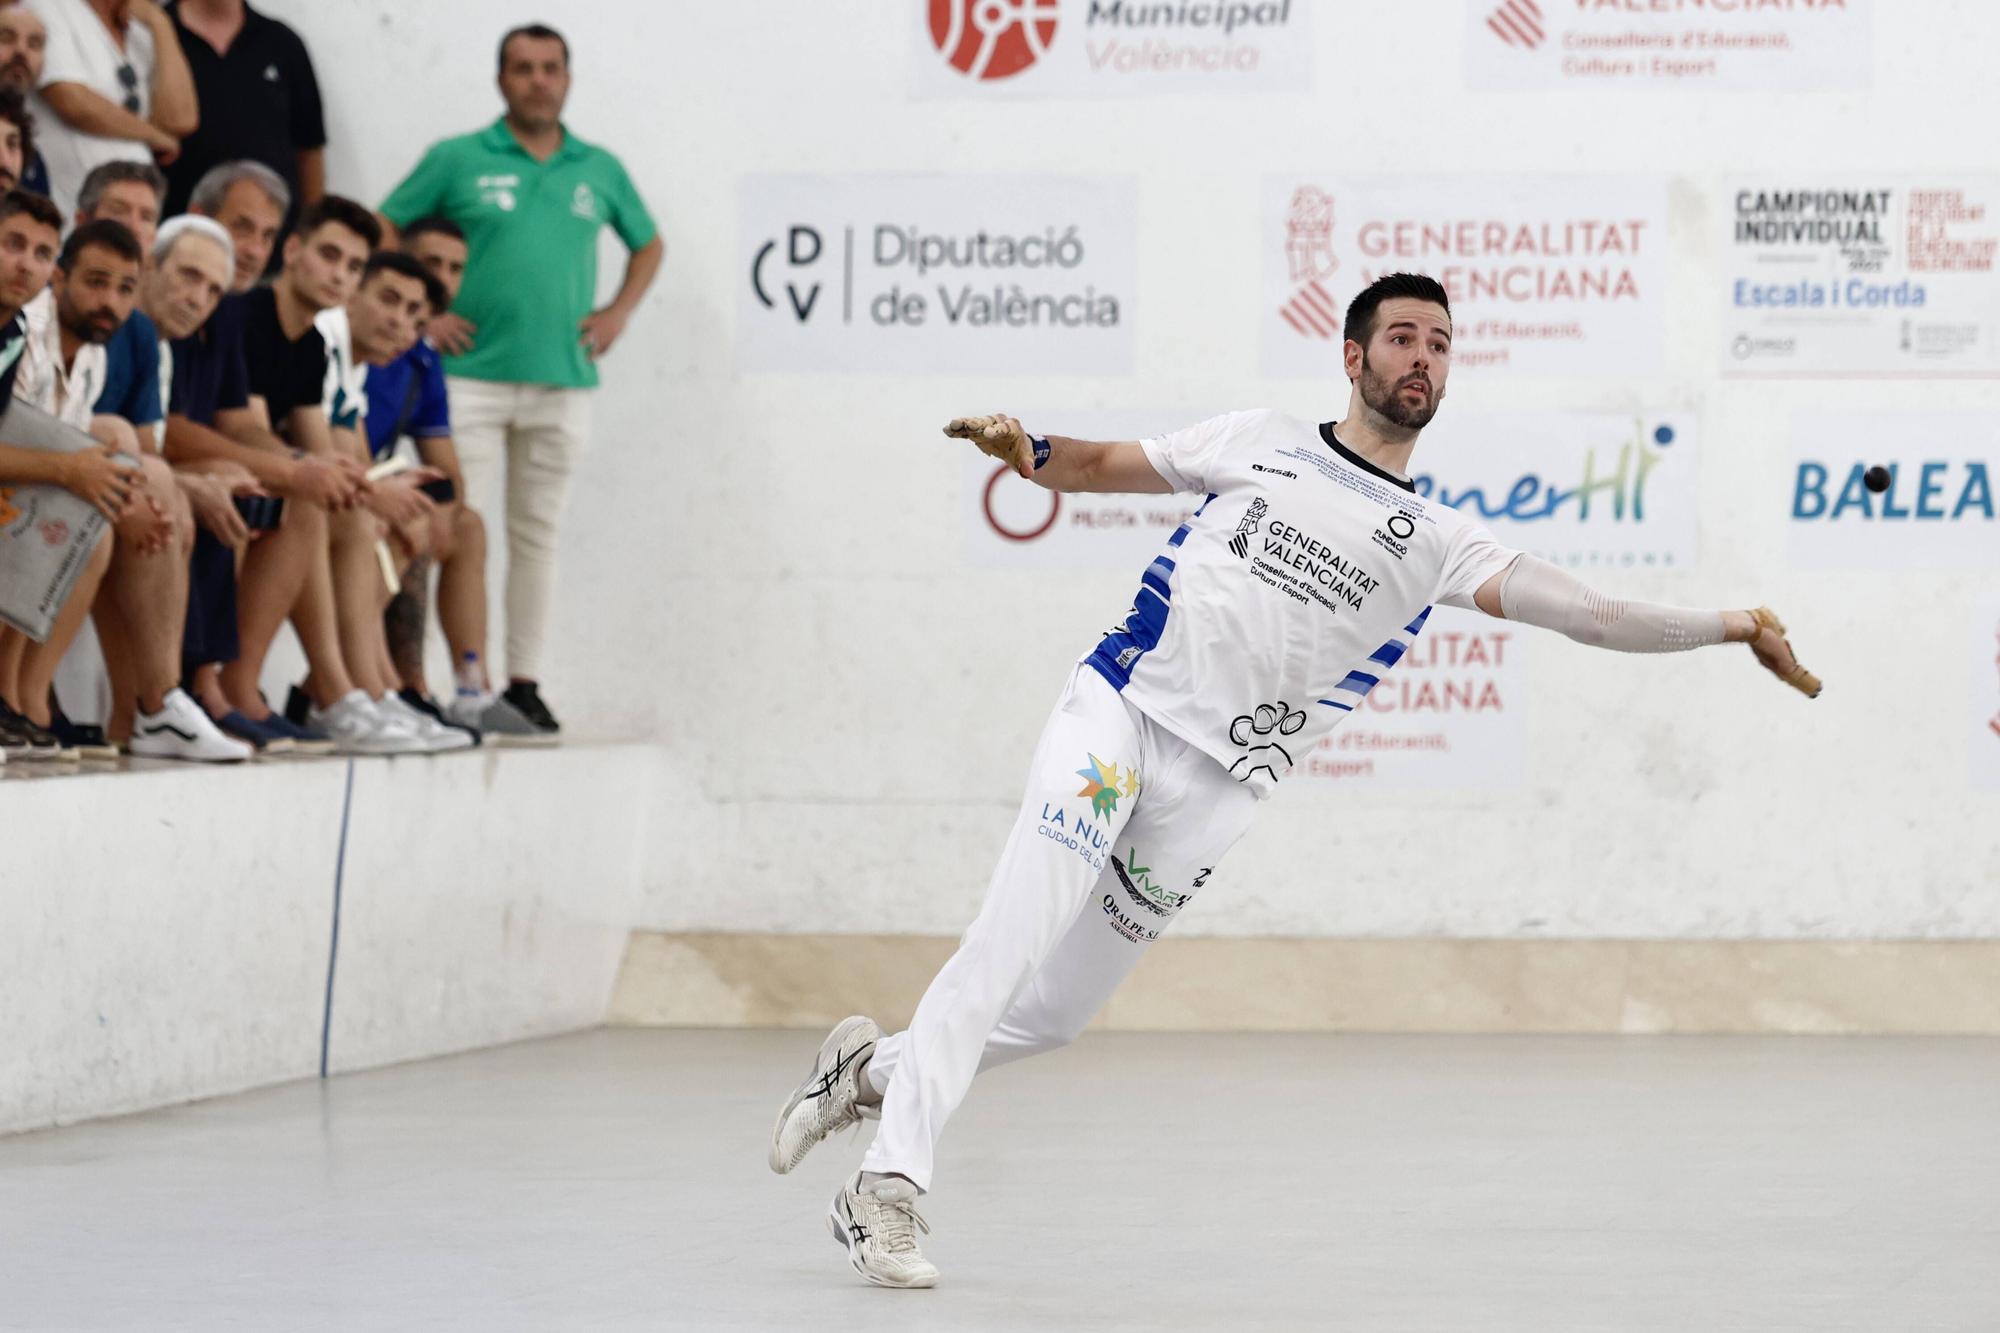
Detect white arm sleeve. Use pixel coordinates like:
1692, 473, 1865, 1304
1498, 554, 1726, 653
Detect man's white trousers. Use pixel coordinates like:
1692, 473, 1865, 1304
858, 664, 1259, 1192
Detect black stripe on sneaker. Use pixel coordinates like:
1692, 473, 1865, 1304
140, 722, 200, 741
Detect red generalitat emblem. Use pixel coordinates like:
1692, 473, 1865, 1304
1486, 0, 1546, 50
930, 0, 1058, 81
40, 519, 68, 546
1278, 186, 1341, 340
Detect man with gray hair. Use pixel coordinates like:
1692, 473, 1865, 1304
186, 157, 286, 291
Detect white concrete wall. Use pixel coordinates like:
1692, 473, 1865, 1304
1, 746, 651, 1135
258, 2, 1999, 940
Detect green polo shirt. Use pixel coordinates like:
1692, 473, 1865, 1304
381, 118, 657, 389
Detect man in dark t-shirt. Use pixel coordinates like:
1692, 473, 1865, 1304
163, 0, 326, 260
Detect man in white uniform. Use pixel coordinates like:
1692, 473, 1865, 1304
768, 273, 1821, 1289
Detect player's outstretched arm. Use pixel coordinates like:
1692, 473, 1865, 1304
1467, 554, 1821, 698
943, 414, 1174, 495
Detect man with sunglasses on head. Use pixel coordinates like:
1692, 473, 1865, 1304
22, 0, 194, 216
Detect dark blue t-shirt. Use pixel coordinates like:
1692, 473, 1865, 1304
169, 293, 251, 426
96, 309, 163, 426
362, 337, 450, 460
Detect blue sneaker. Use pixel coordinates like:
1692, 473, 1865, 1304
258, 712, 336, 756
218, 710, 290, 755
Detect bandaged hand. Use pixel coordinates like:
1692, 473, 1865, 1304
945, 414, 1034, 479
1741, 607, 1822, 699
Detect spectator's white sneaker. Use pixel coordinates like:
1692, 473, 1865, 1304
769, 1015, 881, 1174
829, 1173, 938, 1289
380, 694, 475, 753
310, 691, 427, 756
129, 689, 253, 763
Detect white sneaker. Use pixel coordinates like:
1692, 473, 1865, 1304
129, 689, 253, 763
380, 694, 475, 753
310, 690, 426, 756
770, 1015, 881, 1174
830, 1173, 939, 1289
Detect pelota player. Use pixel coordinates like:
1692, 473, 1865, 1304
768, 272, 1821, 1289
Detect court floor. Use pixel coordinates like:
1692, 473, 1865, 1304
2, 1028, 1995, 1331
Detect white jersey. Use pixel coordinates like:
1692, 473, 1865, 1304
313, 307, 368, 432
1082, 409, 1518, 797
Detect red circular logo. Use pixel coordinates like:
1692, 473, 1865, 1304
982, 464, 1060, 542
929, 0, 1059, 81
39, 519, 68, 546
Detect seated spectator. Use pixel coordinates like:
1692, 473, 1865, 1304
320, 246, 501, 745
26, 0, 196, 217
75, 159, 162, 443
186, 156, 282, 292
164, 0, 324, 254
0, 188, 115, 759
151, 211, 325, 753
168, 194, 455, 753
0, 82, 32, 193
302, 238, 469, 751
9, 213, 245, 759
0, 2, 48, 193
374, 217, 541, 742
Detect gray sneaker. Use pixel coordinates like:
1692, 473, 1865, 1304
769, 1015, 881, 1174
830, 1172, 939, 1289
447, 692, 557, 746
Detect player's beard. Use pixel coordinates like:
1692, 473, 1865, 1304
1358, 352, 1439, 430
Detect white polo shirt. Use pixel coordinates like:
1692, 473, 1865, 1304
17, 287, 106, 431
27, 0, 155, 219
1084, 409, 1519, 796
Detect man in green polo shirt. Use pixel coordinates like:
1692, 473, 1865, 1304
379, 22, 662, 737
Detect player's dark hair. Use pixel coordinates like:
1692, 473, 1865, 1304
0, 86, 34, 180
294, 194, 381, 253
0, 186, 61, 234
1343, 272, 1451, 347
363, 248, 448, 315
499, 23, 568, 74
58, 217, 142, 272
400, 215, 464, 248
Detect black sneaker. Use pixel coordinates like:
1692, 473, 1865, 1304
284, 683, 313, 728
48, 710, 120, 760
400, 688, 482, 746
0, 699, 71, 761
501, 680, 560, 737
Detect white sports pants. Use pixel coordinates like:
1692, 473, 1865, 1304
446, 377, 593, 683
858, 665, 1260, 1192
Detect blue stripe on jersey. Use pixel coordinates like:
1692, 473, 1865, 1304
1319, 606, 1436, 710
1083, 495, 1213, 691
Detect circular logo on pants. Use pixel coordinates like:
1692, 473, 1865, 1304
929, 0, 1058, 81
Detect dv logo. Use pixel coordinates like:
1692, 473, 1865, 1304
751, 226, 827, 323
930, 0, 1059, 81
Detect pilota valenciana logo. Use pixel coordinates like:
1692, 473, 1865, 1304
930, 0, 1059, 80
